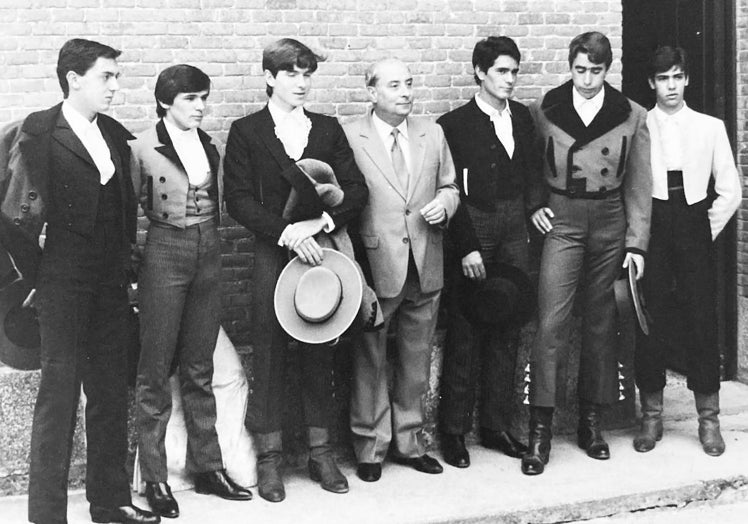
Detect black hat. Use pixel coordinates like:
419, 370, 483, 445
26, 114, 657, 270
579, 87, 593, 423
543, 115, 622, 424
0, 279, 41, 370
461, 261, 535, 329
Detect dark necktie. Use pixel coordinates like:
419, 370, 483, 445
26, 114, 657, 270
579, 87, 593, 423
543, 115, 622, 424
390, 128, 409, 193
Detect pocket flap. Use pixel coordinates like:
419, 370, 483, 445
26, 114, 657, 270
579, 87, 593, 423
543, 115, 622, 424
361, 234, 379, 249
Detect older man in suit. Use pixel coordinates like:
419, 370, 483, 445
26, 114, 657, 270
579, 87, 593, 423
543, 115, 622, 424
437, 36, 542, 468
522, 32, 652, 476
344, 58, 459, 482
0, 39, 158, 524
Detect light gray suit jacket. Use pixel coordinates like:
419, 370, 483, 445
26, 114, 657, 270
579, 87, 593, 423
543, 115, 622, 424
344, 113, 459, 299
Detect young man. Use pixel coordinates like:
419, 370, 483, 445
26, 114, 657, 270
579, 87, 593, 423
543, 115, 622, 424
0, 39, 158, 524
436, 36, 541, 468
523, 32, 652, 475
131, 64, 251, 519
634, 46, 741, 456
223, 38, 367, 502
344, 58, 459, 482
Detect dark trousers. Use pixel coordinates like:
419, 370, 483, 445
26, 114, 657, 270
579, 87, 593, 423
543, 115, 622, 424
246, 239, 334, 433
440, 198, 529, 435
28, 224, 131, 524
530, 192, 626, 407
135, 219, 223, 482
635, 194, 718, 394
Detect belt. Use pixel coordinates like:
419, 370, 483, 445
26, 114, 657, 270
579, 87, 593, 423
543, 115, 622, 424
667, 170, 684, 191
549, 186, 621, 200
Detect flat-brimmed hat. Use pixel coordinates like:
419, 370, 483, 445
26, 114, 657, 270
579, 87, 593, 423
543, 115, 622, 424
461, 261, 535, 330
0, 278, 41, 370
274, 248, 363, 344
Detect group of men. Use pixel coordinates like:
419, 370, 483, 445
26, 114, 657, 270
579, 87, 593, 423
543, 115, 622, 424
0, 26, 741, 524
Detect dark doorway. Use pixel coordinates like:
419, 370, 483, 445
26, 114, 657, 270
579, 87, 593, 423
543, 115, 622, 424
621, 0, 738, 379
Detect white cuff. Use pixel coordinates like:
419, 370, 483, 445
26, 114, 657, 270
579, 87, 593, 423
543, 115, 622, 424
321, 211, 335, 233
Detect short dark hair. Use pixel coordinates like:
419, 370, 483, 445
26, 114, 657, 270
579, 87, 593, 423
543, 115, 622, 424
472, 36, 521, 85
154, 64, 211, 118
56, 38, 121, 98
568, 31, 612, 69
648, 46, 689, 79
262, 38, 324, 97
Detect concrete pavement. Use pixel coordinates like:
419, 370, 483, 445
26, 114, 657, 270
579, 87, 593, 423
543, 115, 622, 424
2, 380, 748, 524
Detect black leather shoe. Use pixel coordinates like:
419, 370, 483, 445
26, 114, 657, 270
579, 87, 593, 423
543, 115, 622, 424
90, 504, 160, 524
577, 403, 610, 460
309, 455, 349, 494
194, 469, 252, 501
356, 462, 382, 482
521, 407, 553, 476
257, 453, 285, 502
144, 482, 179, 518
480, 428, 529, 459
441, 434, 470, 468
392, 454, 443, 474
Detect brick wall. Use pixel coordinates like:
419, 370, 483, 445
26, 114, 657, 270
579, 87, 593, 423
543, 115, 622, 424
0, 0, 624, 345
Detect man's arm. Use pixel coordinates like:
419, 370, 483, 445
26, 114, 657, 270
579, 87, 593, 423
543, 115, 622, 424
324, 118, 369, 229
424, 124, 459, 225
622, 107, 652, 256
708, 119, 742, 240
223, 120, 290, 241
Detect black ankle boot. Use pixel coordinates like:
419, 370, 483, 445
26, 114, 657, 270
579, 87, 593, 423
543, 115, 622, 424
577, 401, 610, 460
521, 406, 553, 476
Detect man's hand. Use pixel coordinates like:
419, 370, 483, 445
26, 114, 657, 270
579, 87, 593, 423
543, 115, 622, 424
279, 217, 326, 250
531, 207, 554, 234
623, 252, 645, 280
461, 251, 486, 281
22, 289, 36, 309
420, 198, 447, 225
291, 237, 324, 266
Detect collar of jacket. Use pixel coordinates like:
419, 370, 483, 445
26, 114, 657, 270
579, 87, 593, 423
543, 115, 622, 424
540, 80, 631, 146
154, 118, 219, 180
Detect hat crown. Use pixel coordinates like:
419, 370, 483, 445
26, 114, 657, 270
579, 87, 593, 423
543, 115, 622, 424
293, 266, 343, 323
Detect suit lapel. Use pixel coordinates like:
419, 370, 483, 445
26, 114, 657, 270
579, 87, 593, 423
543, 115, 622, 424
154, 119, 185, 172
254, 106, 294, 170
51, 112, 98, 174
406, 117, 427, 202
358, 113, 407, 201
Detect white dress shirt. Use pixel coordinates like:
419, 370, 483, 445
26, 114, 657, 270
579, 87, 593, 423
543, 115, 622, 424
475, 93, 514, 158
61, 100, 115, 185
573, 86, 605, 127
651, 105, 684, 171
371, 111, 412, 174
163, 117, 210, 186
268, 99, 312, 161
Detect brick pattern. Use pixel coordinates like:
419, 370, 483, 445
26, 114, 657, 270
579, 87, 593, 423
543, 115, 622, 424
738, 0, 748, 297
0, 1, 624, 344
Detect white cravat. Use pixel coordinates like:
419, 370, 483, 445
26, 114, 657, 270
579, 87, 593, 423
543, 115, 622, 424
475, 94, 514, 158
653, 104, 685, 171
371, 112, 412, 173
62, 101, 115, 185
163, 118, 211, 186
572, 86, 605, 127
268, 99, 312, 161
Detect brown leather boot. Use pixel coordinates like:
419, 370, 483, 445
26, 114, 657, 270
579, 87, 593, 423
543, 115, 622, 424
255, 431, 285, 502
308, 426, 349, 494
695, 392, 725, 456
633, 389, 664, 453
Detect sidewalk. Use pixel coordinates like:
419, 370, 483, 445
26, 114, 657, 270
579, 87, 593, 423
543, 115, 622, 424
3, 380, 748, 524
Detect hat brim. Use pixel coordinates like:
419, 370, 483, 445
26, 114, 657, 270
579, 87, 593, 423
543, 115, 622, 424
274, 248, 363, 344
628, 263, 649, 335
0, 278, 41, 370
462, 261, 535, 329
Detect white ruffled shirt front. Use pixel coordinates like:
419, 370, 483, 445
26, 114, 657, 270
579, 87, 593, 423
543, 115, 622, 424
268, 99, 312, 161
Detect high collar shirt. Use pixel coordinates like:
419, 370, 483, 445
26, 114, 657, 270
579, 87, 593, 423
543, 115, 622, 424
475, 93, 514, 158
268, 99, 312, 161
652, 104, 686, 171
62, 100, 115, 185
572, 86, 605, 127
163, 117, 211, 186
371, 111, 412, 174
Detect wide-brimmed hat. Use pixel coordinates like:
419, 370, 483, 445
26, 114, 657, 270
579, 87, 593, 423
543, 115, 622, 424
274, 248, 363, 344
0, 278, 41, 370
461, 261, 535, 330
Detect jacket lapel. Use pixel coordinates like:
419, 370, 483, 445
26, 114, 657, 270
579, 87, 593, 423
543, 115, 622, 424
254, 106, 294, 170
406, 117, 427, 202
51, 112, 98, 174
358, 113, 407, 201
197, 128, 220, 179
154, 119, 185, 172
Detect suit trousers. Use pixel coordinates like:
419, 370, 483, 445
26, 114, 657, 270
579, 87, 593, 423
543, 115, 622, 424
28, 223, 131, 524
246, 238, 335, 433
635, 194, 718, 394
440, 197, 529, 435
136, 219, 223, 482
350, 258, 441, 463
530, 192, 626, 407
